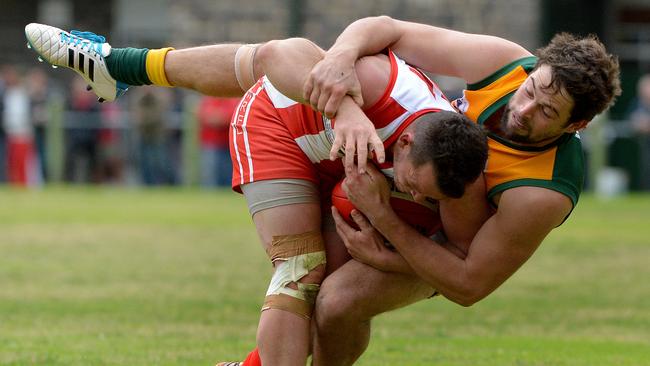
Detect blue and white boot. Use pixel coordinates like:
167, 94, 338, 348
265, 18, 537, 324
25, 23, 129, 102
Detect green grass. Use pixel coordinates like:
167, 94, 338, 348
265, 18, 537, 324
0, 187, 649, 365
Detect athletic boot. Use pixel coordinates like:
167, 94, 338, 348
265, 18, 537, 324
25, 23, 129, 102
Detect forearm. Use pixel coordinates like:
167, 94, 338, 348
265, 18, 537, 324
330, 17, 532, 83
328, 16, 401, 62
370, 209, 480, 305
379, 240, 467, 275
373, 248, 418, 275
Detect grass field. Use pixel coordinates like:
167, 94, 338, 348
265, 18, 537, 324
0, 187, 649, 365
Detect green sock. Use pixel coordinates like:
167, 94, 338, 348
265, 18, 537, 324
104, 47, 151, 86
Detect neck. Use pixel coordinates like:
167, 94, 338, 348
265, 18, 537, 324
520, 134, 567, 147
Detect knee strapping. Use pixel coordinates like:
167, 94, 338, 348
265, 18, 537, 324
262, 230, 326, 319
234, 44, 260, 92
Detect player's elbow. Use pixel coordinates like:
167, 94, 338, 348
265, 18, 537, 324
448, 290, 486, 307
455, 293, 484, 307
348, 15, 397, 34
364, 15, 395, 26
444, 290, 477, 307
442, 280, 493, 307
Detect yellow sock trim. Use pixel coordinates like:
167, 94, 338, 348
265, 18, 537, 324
146, 47, 174, 87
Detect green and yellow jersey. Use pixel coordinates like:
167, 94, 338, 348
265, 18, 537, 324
451, 56, 584, 214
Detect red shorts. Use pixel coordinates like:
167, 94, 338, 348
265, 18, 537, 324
230, 80, 344, 200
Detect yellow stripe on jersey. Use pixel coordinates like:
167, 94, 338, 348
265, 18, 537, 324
485, 138, 556, 191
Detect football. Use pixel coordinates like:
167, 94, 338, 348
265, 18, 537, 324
331, 179, 442, 236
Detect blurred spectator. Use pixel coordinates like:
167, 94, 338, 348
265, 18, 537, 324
64, 77, 102, 183
197, 96, 238, 188
132, 87, 174, 186
630, 74, 650, 190
0, 67, 6, 183
27, 68, 51, 181
2, 65, 40, 187
97, 102, 125, 184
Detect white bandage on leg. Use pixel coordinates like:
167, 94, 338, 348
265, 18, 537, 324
262, 230, 326, 318
234, 44, 260, 91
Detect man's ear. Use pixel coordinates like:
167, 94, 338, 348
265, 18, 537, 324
566, 119, 589, 133
398, 132, 415, 147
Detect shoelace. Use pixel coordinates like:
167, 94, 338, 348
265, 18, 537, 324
61, 30, 105, 56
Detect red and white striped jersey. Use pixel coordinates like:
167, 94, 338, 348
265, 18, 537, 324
230, 51, 454, 192
262, 50, 453, 175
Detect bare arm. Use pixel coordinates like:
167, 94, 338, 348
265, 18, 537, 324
333, 164, 478, 272
305, 16, 532, 116
341, 165, 572, 306
438, 175, 492, 254
331, 206, 416, 274
333, 16, 532, 82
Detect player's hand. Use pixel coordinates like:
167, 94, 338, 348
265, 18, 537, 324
331, 206, 393, 270
330, 102, 385, 175
303, 53, 364, 119
342, 164, 391, 220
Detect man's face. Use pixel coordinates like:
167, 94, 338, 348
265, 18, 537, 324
393, 151, 444, 202
501, 64, 577, 146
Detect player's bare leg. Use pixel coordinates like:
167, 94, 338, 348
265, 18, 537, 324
25, 23, 325, 106
165, 38, 322, 99
311, 259, 434, 366
218, 212, 352, 366
24, 23, 249, 101
163, 45, 244, 97
248, 202, 326, 366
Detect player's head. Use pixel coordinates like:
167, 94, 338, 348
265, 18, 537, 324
392, 110, 487, 201
503, 32, 621, 145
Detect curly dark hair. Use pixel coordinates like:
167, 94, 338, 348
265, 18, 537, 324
409, 111, 488, 198
535, 33, 621, 125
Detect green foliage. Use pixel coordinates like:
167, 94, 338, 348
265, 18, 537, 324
0, 188, 648, 365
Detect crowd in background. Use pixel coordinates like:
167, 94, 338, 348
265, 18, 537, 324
0, 64, 237, 189
1, 64, 650, 191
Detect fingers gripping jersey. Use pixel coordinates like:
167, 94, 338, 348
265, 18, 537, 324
230, 51, 454, 194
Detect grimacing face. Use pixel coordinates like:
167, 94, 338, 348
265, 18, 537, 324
392, 149, 445, 202
501, 64, 579, 146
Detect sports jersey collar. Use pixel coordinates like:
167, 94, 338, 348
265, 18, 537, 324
488, 131, 575, 152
